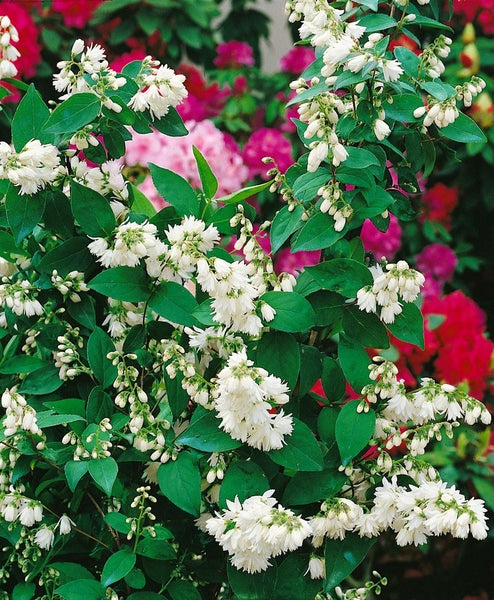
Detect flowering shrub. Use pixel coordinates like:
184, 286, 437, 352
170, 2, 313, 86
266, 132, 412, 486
0, 3, 492, 600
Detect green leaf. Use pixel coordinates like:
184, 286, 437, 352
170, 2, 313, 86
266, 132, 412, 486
12, 84, 51, 150
357, 13, 397, 32
55, 579, 106, 600
67, 294, 97, 330
88, 266, 151, 302
38, 237, 94, 276
65, 461, 89, 492
440, 112, 487, 144
324, 535, 376, 592
342, 305, 389, 348
12, 583, 35, 600
386, 302, 424, 349
308, 290, 345, 327
345, 147, 380, 169
70, 180, 116, 237
472, 476, 494, 512
393, 47, 420, 78
336, 400, 376, 466
268, 417, 324, 472
158, 452, 201, 515
104, 512, 131, 534
219, 460, 270, 509
130, 184, 157, 218
321, 357, 346, 403
384, 94, 423, 122
136, 537, 176, 561
36, 411, 85, 428
255, 332, 300, 390
270, 204, 304, 254
128, 594, 164, 600
152, 107, 188, 137
215, 180, 272, 204
291, 212, 345, 252
192, 146, 218, 198
87, 328, 117, 388
0, 230, 24, 260
273, 554, 322, 600
337, 334, 372, 393
101, 548, 136, 588
260, 291, 316, 332
148, 164, 199, 217
175, 407, 242, 452
283, 469, 345, 505
18, 365, 63, 395
50, 563, 96, 586
6, 186, 45, 244
420, 81, 456, 101
88, 457, 118, 496
148, 281, 199, 327
43, 93, 101, 135
228, 563, 277, 600
0, 355, 47, 374
305, 259, 373, 298
299, 345, 322, 397
168, 581, 202, 600
86, 387, 114, 423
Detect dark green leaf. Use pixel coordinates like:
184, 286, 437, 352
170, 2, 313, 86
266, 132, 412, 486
55, 579, 106, 600
260, 291, 316, 332
336, 400, 376, 466
152, 107, 188, 137
86, 387, 114, 424
43, 94, 101, 135
283, 469, 345, 505
383, 94, 423, 122
88, 457, 118, 496
255, 332, 300, 390
273, 554, 322, 600
219, 460, 270, 509
324, 535, 376, 592
357, 14, 397, 32
175, 407, 242, 452
129, 184, 157, 218
67, 294, 97, 330
440, 112, 487, 144
270, 204, 304, 253
19, 365, 63, 395
101, 548, 136, 587
148, 281, 199, 327
228, 563, 277, 600
38, 237, 94, 276
291, 212, 345, 252
386, 302, 424, 349
167, 580, 202, 600
342, 305, 389, 348
193, 146, 218, 198
104, 512, 131, 534
308, 291, 345, 327
158, 452, 201, 515
337, 334, 372, 393
0, 356, 47, 374
149, 164, 199, 217
88, 266, 151, 302
65, 461, 89, 492
305, 259, 373, 298
298, 345, 322, 397
12, 84, 51, 150
321, 357, 346, 403
268, 417, 324, 472
6, 186, 45, 244
87, 328, 117, 388
70, 180, 116, 237
136, 537, 176, 560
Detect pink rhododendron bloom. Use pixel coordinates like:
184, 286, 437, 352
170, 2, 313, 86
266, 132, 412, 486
242, 128, 294, 179
275, 249, 321, 276
124, 120, 248, 209
420, 182, 458, 230
176, 64, 229, 121
415, 243, 457, 287
279, 46, 316, 74
360, 213, 402, 260
110, 49, 147, 74
214, 41, 254, 69
50, 0, 104, 28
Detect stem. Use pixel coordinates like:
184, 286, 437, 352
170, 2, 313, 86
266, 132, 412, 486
87, 491, 121, 549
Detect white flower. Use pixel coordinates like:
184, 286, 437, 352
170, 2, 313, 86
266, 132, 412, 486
380, 58, 403, 82
307, 142, 328, 172
373, 118, 391, 141
307, 555, 326, 579
57, 514, 75, 535
34, 527, 55, 550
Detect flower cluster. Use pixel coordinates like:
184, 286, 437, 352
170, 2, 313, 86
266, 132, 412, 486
212, 349, 292, 451
0, 15, 19, 78
0, 278, 43, 317
205, 490, 311, 573
357, 260, 425, 324
0, 139, 60, 195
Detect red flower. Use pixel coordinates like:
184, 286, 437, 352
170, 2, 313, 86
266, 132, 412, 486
50, 0, 104, 28
420, 182, 459, 230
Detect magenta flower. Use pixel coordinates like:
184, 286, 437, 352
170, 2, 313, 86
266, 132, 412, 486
360, 213, 402, 260
279, 46, 316, 74
415, 243, 458, 286
242, 128, 294, 179
214, 41, 255, 69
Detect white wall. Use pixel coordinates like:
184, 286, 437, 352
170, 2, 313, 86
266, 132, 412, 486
256, 0, 293, 72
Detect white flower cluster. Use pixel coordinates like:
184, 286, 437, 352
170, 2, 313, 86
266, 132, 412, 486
128, 57, 188, 120
51, 269, 88, 303
0, 278, 43, 317
317, 180, 352, 231
70, 156, 129, 202
310, 497, 364, 545
419, 34, 452, 80
1, 388, 41, 437
34, 515, 75, 550
0, 15, 19, 79
205, 490, 311, 573
53, 39, 126, 111
0, 491, 43, 527
356, 260, 425, 324
212, 350, 293, 451
0, 139, 60, 195
102, 299, 143, 338
54, 327, 88, 380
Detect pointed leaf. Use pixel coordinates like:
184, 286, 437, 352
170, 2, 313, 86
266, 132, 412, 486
88, 457, 118, 496
386, 302, 424, 349
70, 180, 116, 237
219, 460, 270, 508
43, 93, 101, 135
268, 418, 324, 472
65, 461, 88, 492
270, 205, 304, 253
88, 266, 151, 302
324, 535, 376, 592
260, 291, 316, 332
335, 400, 376, 466
12, 84, 51, 150
87, 328, 117, 388
158, 452, 201, 515
148, 281, 199, 327
291, 212, 345, 252
175, 407, 242, 452
101, 548, 136, 587
192, 146, 218, 198
6, 186, 45, 244
148, 163, 199, 217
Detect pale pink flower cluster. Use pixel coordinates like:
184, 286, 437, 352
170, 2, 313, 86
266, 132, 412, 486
205, 490, 311, 573
123, 121, 249, 208
212, 350, 293, 451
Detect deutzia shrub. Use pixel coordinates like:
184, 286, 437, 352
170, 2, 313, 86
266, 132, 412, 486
0, 2, 491, 599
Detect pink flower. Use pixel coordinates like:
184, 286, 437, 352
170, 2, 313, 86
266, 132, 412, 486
124, 120, 249, 209
275, 249, 321, 276
50, 0, 104, 28
177, 64, 229, 121
415, 244, 457, 286
420, 182, 458, 230
279, 46, 316, 74
110, 49, 147, 74
360, 213, 402, 260
242, 128, 293, 179
214, 41, 254, 69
